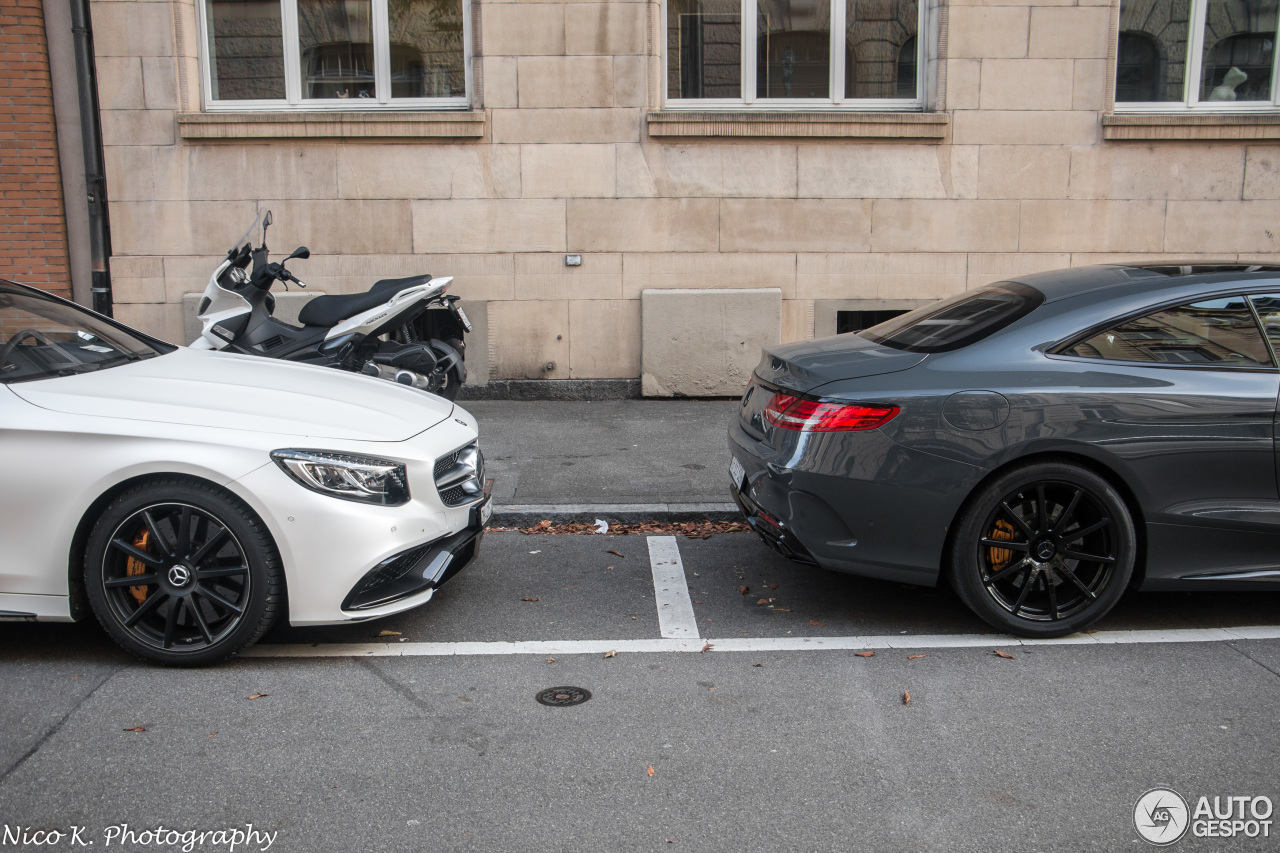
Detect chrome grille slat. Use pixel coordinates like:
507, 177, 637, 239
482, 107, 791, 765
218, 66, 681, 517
433, 442, 484, 507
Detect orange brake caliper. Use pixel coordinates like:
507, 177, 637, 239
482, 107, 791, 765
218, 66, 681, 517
125, 529, 151, 604
987, 518, 1016, 570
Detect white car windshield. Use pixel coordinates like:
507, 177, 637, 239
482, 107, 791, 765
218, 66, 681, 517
0, 284, 163, 383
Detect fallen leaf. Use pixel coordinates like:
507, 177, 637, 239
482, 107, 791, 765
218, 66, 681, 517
536, 520, 552, 529
770, 583, 778, 590
808, 621, 825, 626
521, 597, 539, 602
902, 690, 911, 705
752, 663, 762, 667
604, 649, 618, 658
739, 585, 750, 595
123, 726, 146, 732
209, 731, 218, 737
376, 630, 401, 637
247, 693, 269, 700
647, 765, 655, 777
907, 654, 928, 660
694, 600, 703, 604
772, 608, 791, 612
701, 643, 713, 653
606, 566, 614, 570
607, 549, 624, 557
855, 651, 874, 658
756, 598, 769, 605
993, 649, 1015, 659
665, 841, 674, 845
546, 658, 555, 664
459, 696, 471, 702
1023, 649, 1033, 654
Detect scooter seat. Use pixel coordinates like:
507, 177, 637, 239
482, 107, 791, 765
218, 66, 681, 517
297, 274, 433, 328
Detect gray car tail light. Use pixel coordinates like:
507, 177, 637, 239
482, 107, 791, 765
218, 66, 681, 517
434, 442, 485, 507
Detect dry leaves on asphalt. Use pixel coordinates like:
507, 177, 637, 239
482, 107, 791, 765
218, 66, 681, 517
756, 598, 768, 605
739, 585, 750, 595
700, 643, 714, 653
521, 597, 539, 602
647, 765, 655, 777
773, 608, 791, 612
604, 649, 618, 658
808, 621, 825, 626
546, 658, 555, 664
376, 630, 401, 637
752, 663, 762, 667
606, 549, 624, 557
517, 520, 749, 539
123, 726, 146, 733
209, 731, 217, 738
907, 654, 928, 660
902, 691, 911, 705
993, 649, 1016, 659
247, 693, 269, 700
855, 651, 875, 658
770, 584, 779, 590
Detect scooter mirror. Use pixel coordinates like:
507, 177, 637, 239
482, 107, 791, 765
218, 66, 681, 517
287, 246, 310, 261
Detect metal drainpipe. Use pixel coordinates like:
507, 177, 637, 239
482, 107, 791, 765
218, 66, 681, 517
68, 0, 112, 317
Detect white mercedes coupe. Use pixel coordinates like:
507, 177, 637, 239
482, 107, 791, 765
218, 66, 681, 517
0, 281, 489, 665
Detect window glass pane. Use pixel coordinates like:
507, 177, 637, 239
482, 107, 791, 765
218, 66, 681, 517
1200, 0, 1276, 102
1066, 297, 1272, 366
858, 282, 1044, 354
1248, 293, 1280, 355
388, 0, 465, 98
844, 0, 917, 99
298, 0, 376, 100
1117, 0, 1192, 102
757, 0, 831, 98
668, 0, 743, 98
206, 0, 286, 100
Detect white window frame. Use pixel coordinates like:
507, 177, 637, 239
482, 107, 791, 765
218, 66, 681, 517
662, 0, 928, 111
1116, 0, 1280, 112
196, 0, 472, 111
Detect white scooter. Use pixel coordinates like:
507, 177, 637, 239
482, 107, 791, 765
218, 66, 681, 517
191, 209, 469, 399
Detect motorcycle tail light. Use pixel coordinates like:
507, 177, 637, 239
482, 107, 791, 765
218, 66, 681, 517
763, 392, 899, 432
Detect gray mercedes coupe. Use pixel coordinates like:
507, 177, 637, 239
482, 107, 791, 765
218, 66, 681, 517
729, 263, 1280, 637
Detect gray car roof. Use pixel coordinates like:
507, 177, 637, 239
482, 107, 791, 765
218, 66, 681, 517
1008, 263, 1280, 303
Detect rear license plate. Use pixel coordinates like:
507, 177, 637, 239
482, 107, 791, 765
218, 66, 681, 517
729, 456, 746, 492
454, 306, 473, 333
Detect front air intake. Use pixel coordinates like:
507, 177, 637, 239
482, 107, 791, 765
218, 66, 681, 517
433, 442, 484, 507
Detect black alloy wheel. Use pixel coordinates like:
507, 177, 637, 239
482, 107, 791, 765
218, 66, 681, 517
85, 479, 281, 666
948, 462, 1135, 638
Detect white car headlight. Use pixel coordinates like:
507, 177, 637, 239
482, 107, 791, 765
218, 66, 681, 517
271, 449, 410, 506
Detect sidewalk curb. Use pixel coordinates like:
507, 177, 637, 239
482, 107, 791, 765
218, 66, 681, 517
493, 503, 740, 526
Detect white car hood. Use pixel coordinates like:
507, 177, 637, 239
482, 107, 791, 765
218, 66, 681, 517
8, 347, 453, 442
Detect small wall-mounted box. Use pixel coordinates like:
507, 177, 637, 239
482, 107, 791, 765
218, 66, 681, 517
565, 254, 582, 266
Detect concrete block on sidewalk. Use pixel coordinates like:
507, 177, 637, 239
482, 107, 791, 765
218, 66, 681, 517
641, 288, 781, 397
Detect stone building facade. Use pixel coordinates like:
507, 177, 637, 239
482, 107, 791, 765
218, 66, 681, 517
89, 0, 1280, 393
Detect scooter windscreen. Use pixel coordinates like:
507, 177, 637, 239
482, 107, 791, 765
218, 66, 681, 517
229, 208, 271, 257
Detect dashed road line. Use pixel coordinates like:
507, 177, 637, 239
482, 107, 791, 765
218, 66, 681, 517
647, 535, 699, 640
243, 626, 1280, 659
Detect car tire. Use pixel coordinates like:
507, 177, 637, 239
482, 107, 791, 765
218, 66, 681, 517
84, 478, 282, 666
947, 461, 1135, 638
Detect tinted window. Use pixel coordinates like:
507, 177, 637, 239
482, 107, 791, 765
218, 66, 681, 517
857, 282, 1044, 353
0, 287, 162, 383
1064, 296, 1273, 367
1248, 293, 1280, 357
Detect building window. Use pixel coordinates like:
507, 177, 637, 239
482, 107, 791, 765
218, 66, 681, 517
1116, 0, 1279, 110
665, 0, 927, 109
201, 0, 469, 109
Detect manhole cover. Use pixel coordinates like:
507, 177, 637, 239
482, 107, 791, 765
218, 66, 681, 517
535, 686, 591, 707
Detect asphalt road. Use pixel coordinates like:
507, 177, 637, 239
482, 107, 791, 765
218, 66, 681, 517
3, 531, 1279, 852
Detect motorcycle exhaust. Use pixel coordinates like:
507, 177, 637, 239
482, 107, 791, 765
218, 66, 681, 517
362, 361, 433, 390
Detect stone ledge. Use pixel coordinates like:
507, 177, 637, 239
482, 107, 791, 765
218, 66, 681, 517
646, 110, 949, 139
1103, 112, 1280, 140
177, 110, 486, 140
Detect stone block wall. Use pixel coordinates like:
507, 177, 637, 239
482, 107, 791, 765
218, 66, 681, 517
0, 0, 71, 298
91, 0, 1280, 383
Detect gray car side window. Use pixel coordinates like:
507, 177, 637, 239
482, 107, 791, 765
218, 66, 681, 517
1248, 294, 1280, 362
1064, 296, 1274, 368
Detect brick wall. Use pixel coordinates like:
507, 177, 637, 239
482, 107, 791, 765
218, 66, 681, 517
0, 0, 71, 298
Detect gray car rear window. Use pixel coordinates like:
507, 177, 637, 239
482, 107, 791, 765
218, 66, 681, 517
857, 282, 1044, 354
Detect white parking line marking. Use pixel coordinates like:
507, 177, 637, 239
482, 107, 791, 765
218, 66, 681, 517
647, 535, 700, 640
243, 625, 1280, 658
